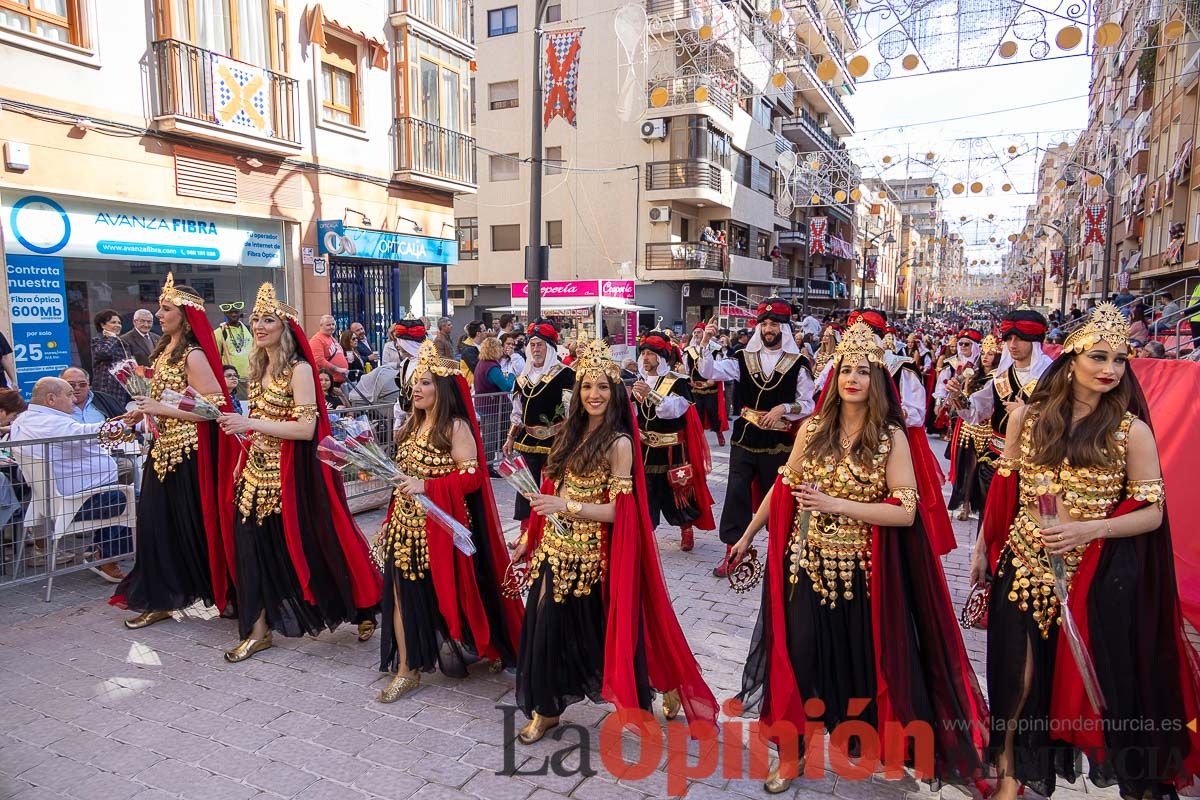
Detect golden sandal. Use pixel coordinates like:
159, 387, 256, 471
124, 610, 172, 630
378, 673, 420, 703
224, 633, 272, 663
517, 712, 559, 744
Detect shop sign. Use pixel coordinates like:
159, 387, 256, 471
2, 192, 283, 267
5, 254, 73, 395
510, 279, 635, 301
316, 220, 457, 265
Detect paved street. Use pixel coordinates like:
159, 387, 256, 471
0, 435, 1118, 800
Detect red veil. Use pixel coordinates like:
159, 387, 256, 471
523, 402, 719, 732
272, 320, 382, 610
980, 357, 1200, 789
420, 374, 524, 659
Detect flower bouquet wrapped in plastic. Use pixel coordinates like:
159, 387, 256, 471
1038, 490, 1106, 714
318, 431, 476, 557
109, 359, 154, 397
497, 454, 570, 537
158, 387, 221, 420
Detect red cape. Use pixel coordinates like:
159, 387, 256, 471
682, 406, 716, 531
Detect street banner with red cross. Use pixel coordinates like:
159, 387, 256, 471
1050, 250, 1065, 280
543, 29, 583, 128
809, 216, 827, 255
1082, 204, 1106, 246
864, 254, 878, 282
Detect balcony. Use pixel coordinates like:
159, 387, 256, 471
395, 117, 477, 192
390, 0, 472, 49
778, 229, 808, 250
782, 106, 843, 152
645, 160, 729, 206
772, 256, 790, 280
151, 39, 300, 153
645, 241, 729, 274
646, 75, 736, 120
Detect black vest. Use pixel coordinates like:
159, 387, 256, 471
635, 374, 691, 435
732, 349, 809, 454
393, 357, 415, 413
514, 364, 575, 454
989, 364, 1039, 442
683, 345, 716, 394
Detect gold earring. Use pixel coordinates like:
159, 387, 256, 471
1068, 370, 1074, 382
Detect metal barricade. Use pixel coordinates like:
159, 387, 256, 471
0, 434, 140, 601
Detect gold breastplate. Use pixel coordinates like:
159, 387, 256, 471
525, 446, 634, 603
149, 348, 199, 481
236, 367, 308, 523
783, 418, 894, 607
1002, 411, 1134, 636
381, 428, 458, 580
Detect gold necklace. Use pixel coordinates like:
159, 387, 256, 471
839, 426, 863, 450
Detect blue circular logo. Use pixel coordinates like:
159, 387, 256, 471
10, 195, 71, 255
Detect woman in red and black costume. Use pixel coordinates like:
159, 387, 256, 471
630, 329, 715, 552
373, 341, 523, 701
817, 309, 957, 557
970, 303, 1200, 800
944, 334, 1001, 522
216, 284, 382, 663
503, 318, 575, 532
682, 322, 730, 446
732, 321, 987, 794
510, 338, 718, 743
112, 273, 238, 627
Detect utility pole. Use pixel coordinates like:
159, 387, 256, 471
1098, 149, 1117, 302
526, 0, 551, 321
801, 222, 812, 315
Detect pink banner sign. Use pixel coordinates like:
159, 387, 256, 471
511, 279, 635, 301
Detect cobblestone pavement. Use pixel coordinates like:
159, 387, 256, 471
0, 433, 1120, 800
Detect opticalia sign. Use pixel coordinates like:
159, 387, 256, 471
511, 280, 635, 301
1, 192, 283, 267
316, 220, 457, 266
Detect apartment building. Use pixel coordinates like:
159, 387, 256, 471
876, 177, 943, 315
0, 0, 474, 392
853, 179, 901, 309
452, 0, 860, 337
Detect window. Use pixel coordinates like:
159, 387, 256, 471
490, 153, 519, 181
545, 3, 561, 22
400, 31, 470, 135
0, 0, 82, 45
153, 0, 284, 69
457, 217, 478, 260
487, 5, 516, 36
545, 146, 563, 175
492, 224, 521, 251
489, 80, 519, 110
321, 35, 359, 125
546, 220, 563, 247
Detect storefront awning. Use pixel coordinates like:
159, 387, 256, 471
490, 297, 655, 313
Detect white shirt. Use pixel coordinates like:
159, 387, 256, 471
501, 352, 526, 376
636, 366, 689, 420
698, 344, 815, 419
10, 405, 117, 495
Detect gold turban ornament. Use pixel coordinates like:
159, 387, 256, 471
410, 339, 462, 382
251, 282, 299, 322
980, 334, 1002, 356
159, 272, 205, 311
834, 322, 886, 368
573, 338, 622, 383
1062, 302, 1130, 355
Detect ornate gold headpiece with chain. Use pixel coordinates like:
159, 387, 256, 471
159, 272, 205, 311
573, 338, 621, 382
834, 322, 885, 368
980, 334, 1002, 356
1062, 302, 1129, 354
410, 339, 461, 381
251, 282, 299, 322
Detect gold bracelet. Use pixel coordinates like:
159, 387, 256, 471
565, 499, 583, 517
1104, 519, 1113, 539
293, 404, 318, 424
889, 486, 919, 515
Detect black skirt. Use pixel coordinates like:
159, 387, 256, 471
515, 565, 652, 718
379, 491, 516, 676
947, 443, 979, 511
233, 512, 353, 640
115, 448, 215, 613
985, 556, 1082, 796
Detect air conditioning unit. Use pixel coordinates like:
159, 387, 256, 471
430, 285, 472, 306
640, 118, 667, 140
649, 206, 671, 223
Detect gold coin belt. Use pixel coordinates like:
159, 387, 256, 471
524, 466, 611, 603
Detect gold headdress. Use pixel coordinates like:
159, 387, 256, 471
1062, 302, 1129, 354
573, 338, 621, 383
834, 322, 886, 368
159, 272, 205, 311
251, 282, 299, 322
410, 339, 461, 382
980, 334, 1002, 356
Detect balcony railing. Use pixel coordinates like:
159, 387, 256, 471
645, 0, 693, 17
772, 257, 790, 280
152, 39, 300, 144
645, 241, 729, 272
784, 106, 843, 153
646, 160, 724, 193
646, 76, 736, 118
393, 0, 472, 43
395, 117, 477, 187
828, 87, 855, 129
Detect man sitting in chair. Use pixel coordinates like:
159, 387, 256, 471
9, 377, 131, 583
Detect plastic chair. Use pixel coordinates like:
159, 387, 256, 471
13, 447, 136, 601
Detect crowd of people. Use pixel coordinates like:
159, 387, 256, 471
2, 277, 1200, 799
